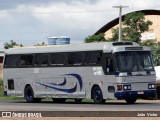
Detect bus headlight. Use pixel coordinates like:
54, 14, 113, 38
148, 84, 155, 89
123, 85, 131, 90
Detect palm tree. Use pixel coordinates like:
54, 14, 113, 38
4, 40, 23, 49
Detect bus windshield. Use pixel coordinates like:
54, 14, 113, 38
114, 51, 154, 72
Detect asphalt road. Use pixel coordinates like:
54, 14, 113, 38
0, 99, 160, 111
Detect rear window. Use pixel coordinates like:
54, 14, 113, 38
4, 55, 19, 67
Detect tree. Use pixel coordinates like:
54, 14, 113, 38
106, 28, 118, 42
107, 27, 127, 42
123, 12, 152, 43
35, 42, 47, 46
140, 41, 160, 66
84, 33, 106, 43
4, 40, 23, 49
107, 12, 152, 43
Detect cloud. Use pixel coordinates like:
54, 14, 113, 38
30, 1, 114, 31
0, 0, 98, 10
0, 10, 11, 19
0, 0, 160, 45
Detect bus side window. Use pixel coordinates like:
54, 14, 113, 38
106, 57, 113, 73
84, 51, 102, 65
4, 55, 19, 67
34, 54, 49, 66
97, 52, 102, 64
50, 53, 65, 65
41, 54, 49, 66
68, 52, 82, 65
34, 54, 41, 66
19, 55, 33, 66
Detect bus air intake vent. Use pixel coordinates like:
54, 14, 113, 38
125, 47, 143, 51
112, 42, 133, 46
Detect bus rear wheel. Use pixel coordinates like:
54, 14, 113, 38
125, 98, 137, 104
92, 86, 106, 104
24, 85, 41, 103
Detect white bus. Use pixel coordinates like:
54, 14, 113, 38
3, 42, 156, 104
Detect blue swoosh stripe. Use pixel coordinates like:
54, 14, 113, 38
65, 74, 83, 91
49, 78, 67, 86
36, 82, 77, 93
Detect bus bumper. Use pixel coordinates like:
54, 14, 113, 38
114, 90, 156, 100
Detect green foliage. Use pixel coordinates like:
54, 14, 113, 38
107, 12, 152, 43
0, 80, 3, 97
106, 28, 119, 42
0, 80, 24, 100
85, 12, 152, 43
107, 27, 128, 42
4, 40, 23, 49
123, 12, 152, 43
140, 41, 160, 66
84, 33, 106, 43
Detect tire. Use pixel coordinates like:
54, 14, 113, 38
92, 86, 106, 104
156, 87, 160, 99
125, 98, 137, 104
52, 98, 66, 103
74, 99, 82, 103
24, 85, 41, 103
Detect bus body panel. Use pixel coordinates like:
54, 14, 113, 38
3, 42, 156, 103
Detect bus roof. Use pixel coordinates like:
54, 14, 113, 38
5, 42, 140, 54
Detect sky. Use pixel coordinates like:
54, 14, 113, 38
0, 0, 159, 47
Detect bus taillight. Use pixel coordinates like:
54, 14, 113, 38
117, 85, 122, 91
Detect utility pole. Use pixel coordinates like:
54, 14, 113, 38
113, 5, 129, 42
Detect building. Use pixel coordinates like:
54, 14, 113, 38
48, 36, 70, 45
95, 9, 160, 42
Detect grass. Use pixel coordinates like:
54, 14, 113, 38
0, 80, 24, 100
0, 80, 3, 97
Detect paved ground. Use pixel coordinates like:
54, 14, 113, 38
0, 99, 160, 111
1, 100, 160, 119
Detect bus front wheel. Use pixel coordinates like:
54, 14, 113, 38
125, 98, 137, 104
24, 85, 41, 103
92, 86, 106, 104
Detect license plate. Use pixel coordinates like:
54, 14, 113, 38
137, 91, 144, 94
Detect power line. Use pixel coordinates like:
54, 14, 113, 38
0, 8, 135, 15
0, 29, 98, 35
